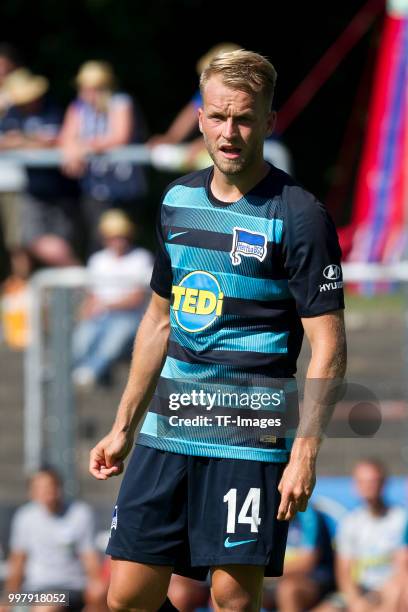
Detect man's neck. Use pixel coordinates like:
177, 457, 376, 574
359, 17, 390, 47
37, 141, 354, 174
367, 498, 387, 517
211, 159, 270, 203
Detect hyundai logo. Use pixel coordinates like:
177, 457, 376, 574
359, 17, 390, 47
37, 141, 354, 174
323, 265, 342, 280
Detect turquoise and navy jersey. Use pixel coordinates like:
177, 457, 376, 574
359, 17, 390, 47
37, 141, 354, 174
138, 164, 344, 462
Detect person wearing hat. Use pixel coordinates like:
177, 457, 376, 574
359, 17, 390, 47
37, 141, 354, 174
72, 209, 153, 389
0, 67, 80, 267
0, 43, 21, 113
0, 44, 23, 277
147, 43, 241, 150
60, 61, 148, 255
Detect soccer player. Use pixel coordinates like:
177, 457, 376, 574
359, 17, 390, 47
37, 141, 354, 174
89, 49, 347, 611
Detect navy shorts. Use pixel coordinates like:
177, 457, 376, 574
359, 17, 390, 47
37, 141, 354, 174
106, 444, 288, 580
106, 444, 289, 580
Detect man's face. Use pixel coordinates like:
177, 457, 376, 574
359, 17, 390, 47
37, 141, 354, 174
198, 75, 275, 176
104, 235, 131, 256
79, 85, 106, 107
353, 463, 385, 504
30, 473, 62, 511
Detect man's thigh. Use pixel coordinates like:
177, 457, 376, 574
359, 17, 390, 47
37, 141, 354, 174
108, 559, 172, 610
168, 574, 210, 610
211, 565, 264, 611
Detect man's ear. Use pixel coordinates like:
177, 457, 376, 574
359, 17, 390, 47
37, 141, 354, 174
198, 107, 203, 134
266, 110, 277, 137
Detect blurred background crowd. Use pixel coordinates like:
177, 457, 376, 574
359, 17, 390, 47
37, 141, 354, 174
1, 0, 408, 610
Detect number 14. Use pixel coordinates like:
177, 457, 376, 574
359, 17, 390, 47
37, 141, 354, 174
223, 488, 262, 534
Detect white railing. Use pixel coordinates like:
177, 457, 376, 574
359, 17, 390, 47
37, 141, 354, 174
0, 141, 290, 191
24, 262, 408, 492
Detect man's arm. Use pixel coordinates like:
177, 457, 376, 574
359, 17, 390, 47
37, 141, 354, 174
79, 289, 146, 319
336, 556, 364, 604
277, 309, 347, 520
0, 130, 58, 150
2, 551, 26, 594
89, 291, 170, 479
80, 550, 107, 605
147, 100, 198, 146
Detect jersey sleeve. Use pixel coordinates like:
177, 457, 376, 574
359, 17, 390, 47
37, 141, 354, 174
150, 196, 173, 299
282, 184, 345, 317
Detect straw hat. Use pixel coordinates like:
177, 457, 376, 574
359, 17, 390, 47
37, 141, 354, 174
98, 210, 135, 239
3, 68, 49, 106
75, 61, 115, 90
196, 42, 241, 75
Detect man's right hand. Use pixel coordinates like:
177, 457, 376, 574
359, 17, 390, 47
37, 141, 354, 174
89, 429, 134, 480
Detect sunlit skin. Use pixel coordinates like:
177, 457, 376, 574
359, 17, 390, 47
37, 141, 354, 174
353, 462, 386, 512
0, 56, 15, 85
29, 472, 63, 514
198, 74, 276, 202
103, 235, 133, 257
79, 85, 107, 108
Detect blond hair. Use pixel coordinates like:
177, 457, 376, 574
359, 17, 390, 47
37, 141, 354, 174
199, 49, 277, 110
196, 42, 241, 75
75, 60, 116, 91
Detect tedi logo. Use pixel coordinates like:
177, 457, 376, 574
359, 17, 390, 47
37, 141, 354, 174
320, 264, 343, 293
172, 270, 224, 332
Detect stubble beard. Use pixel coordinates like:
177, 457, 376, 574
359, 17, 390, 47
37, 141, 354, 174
203, 133, 248, 176
203, 133, 262, 176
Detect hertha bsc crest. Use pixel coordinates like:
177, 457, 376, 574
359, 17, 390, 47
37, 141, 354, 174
111, 505, 118, 532
230, 227, 267, 266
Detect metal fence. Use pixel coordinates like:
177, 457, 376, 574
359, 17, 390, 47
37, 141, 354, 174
23, 263, 408, 497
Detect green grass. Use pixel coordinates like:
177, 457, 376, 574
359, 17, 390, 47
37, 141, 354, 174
344, 288, 405, 313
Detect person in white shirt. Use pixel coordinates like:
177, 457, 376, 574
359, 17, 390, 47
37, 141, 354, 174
314, 458, 407, 612
72, 209, 153, 388
1, 467, 105, 612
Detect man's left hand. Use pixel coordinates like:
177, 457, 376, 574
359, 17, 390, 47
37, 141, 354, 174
277, 454, 316, 521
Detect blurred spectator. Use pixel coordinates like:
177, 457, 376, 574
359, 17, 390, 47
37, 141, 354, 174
263, 504, 334, 612
395, 518, 408, 611
0, 43, 21, 113
60, 61, 147, 254
0, 467, 106, 612
72, 209, 153, 389
0, 68, 80, 267
148, 43, 240, 148
0, 44, 23, 267
315, 459, 407, 612
147, 42, 240, 171
1, 247, 31, 350
148, 43, 241, 172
